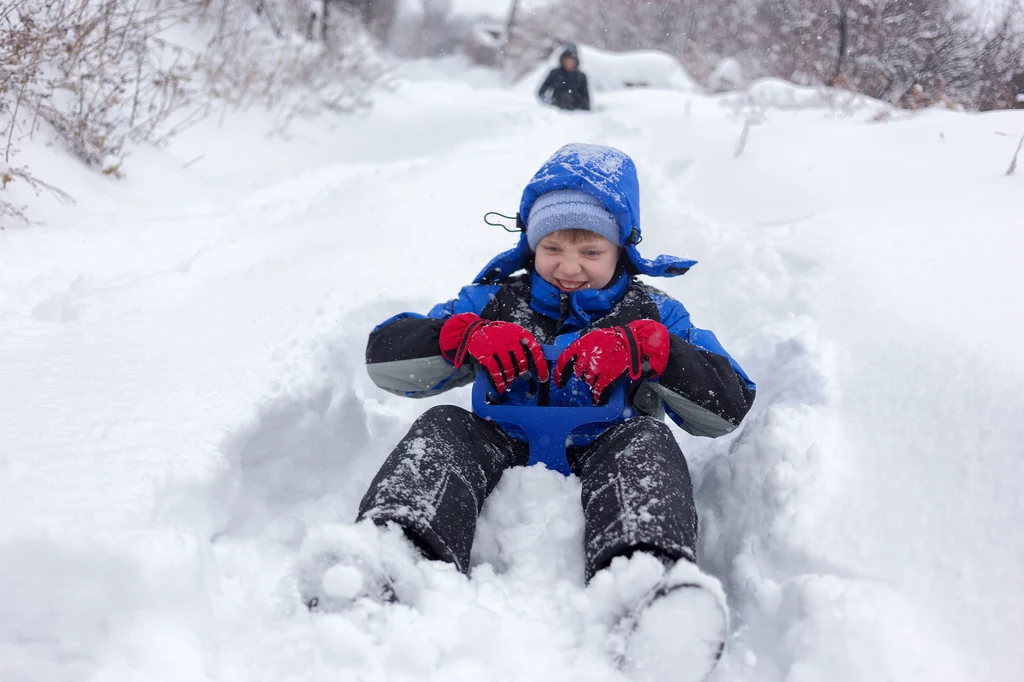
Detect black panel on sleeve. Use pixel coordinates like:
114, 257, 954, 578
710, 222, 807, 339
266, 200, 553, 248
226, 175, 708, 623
658, 334, 755, 427
366, 317, 446, 364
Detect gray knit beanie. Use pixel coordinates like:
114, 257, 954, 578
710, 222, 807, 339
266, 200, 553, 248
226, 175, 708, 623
525, 189, 620, 251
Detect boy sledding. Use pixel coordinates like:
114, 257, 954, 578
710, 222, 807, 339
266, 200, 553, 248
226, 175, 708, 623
299, 143, 755, 681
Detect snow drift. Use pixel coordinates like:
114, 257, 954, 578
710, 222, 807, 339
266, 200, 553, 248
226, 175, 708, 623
1, 57, 1022, 682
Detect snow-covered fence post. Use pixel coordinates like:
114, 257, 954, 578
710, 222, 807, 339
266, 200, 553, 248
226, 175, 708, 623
734, 100, 765, 159
735, 118, 753, 158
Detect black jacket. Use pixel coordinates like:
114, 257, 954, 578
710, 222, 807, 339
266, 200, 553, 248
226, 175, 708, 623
538, 67, 591, 111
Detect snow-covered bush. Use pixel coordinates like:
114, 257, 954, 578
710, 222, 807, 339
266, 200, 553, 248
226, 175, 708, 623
0, 1, 195, 168
757, 0, 986, 109
972, 1, 1024, 111
0, 0, 385, 227
460, 15, 560, 79
195, 1, 385, 122
462, 21, 505, 67
332, 0, 399, 42
0, 0, 198, 226
707, 58, 744, 92
0, 162, 75, 228
537, 0, 1024, 112
390, 0, 473, 59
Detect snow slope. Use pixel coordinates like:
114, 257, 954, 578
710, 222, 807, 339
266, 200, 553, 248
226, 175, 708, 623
2, 58, 1023, 682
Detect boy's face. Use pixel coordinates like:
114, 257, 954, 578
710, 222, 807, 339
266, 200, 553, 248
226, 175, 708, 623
534, 231, 619, 293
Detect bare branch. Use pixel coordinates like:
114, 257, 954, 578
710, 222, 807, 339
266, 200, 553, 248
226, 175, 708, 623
1007, 135, 1024, 177
1, 0, 385, 224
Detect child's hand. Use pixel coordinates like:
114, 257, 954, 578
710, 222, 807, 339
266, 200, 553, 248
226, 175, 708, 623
439, 313, 549, 394
553, 320, 669, 405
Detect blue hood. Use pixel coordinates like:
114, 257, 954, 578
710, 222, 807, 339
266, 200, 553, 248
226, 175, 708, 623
474, 143, 697, 283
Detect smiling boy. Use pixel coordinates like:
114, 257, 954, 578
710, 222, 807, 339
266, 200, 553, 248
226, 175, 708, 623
535, 229, 618, 292
298, 144, 755, 680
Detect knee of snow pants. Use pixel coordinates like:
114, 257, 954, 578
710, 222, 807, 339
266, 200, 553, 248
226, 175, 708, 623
357, 404, 529, 573
569, 416, 698, 581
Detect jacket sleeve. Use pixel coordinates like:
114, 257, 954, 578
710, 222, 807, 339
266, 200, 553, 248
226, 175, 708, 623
538, 69, 556, 100
580, 74, 591, 111
648, 297, 756, 437
365, 284, 498, 398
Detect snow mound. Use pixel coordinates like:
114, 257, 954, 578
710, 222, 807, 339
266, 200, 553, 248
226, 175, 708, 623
525, 44, 701, 94
708, 57, 745, 92
719, 77, 890, 115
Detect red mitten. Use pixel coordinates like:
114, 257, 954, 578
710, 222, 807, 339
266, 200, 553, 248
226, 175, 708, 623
553, 319, 670, 404
439, 313, 549, 394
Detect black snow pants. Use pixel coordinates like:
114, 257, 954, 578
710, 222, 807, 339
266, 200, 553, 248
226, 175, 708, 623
357, 405, 698, 581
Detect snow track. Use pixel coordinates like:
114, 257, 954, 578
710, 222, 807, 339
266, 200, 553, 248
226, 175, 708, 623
1, 60, 1021, 682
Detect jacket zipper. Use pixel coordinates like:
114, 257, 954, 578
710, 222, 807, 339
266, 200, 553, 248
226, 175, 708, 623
539, 293, 571, 407
555, 293, 570, 332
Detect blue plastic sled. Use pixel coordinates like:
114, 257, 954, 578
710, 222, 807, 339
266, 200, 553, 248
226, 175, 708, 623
471, 346, 626, 476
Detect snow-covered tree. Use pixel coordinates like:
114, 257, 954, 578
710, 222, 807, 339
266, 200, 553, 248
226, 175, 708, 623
0, 0, 385, 226
541, 0, 1023, 111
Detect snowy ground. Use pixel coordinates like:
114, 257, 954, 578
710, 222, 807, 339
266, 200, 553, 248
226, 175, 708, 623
2, 58, 1023, 682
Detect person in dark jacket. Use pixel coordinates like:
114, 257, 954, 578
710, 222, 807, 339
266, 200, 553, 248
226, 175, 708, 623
298, 144, 755, 680
538, 44, 591, 111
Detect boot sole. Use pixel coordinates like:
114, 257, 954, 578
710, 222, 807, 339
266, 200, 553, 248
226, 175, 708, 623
621, 582, 727, 682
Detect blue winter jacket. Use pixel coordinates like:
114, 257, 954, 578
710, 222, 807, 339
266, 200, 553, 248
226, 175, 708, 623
365, 144, 755, 440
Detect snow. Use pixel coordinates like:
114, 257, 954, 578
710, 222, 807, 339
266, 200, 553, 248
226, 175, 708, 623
708, 58, 745, 92
2, 55, 1024, 682
446, 0, 553, 19
718, 77, 890, 115
522, 45, 701, 98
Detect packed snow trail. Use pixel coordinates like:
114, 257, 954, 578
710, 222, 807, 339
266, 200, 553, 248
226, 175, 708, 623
1, 59, 1022, 682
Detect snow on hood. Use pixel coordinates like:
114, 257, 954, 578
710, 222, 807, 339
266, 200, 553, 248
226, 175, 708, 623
473, 143, 696, 283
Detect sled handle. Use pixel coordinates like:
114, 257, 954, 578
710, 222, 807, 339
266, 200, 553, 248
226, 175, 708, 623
472, 346, 625, 475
